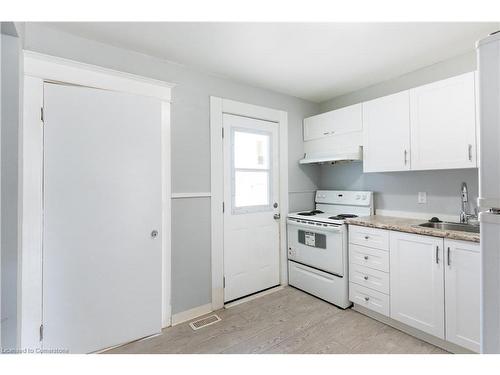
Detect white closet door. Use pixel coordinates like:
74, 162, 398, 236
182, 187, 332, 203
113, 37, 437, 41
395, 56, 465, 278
42, 83, 162, 353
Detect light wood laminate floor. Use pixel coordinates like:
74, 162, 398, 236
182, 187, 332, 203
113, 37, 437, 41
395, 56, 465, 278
105, 287, 448, 354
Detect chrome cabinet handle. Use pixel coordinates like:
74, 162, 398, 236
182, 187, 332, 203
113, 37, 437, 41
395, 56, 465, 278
436, 245, 439, 264
447, 247, 451, 266
363, 276, 369, 280
468, 144, 473, 161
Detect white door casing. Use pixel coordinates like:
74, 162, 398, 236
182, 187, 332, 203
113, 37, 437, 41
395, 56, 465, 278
444, 239, 481, 352
20, 51, 173, 350
42, 83, 162, 353
210, 97, 288, 310
389, 232, 445, 339
222, 114, 280, 302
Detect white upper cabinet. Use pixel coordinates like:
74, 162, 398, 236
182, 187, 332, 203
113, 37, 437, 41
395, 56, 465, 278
444, 239, 480, 352
410, 72, 477, 170
363, 91, 411, 172
390, 232, 445, 339
303, 103, 362, 141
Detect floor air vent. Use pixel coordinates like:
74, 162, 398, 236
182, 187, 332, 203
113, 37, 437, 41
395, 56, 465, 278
189, 314, 221, 330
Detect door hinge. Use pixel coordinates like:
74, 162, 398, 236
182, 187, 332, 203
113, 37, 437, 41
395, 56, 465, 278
40, 107, 44, 123
222, 127, 224, 138
223, 276, 225, 288
39, 324, 44, 341
222, 202, 225, 213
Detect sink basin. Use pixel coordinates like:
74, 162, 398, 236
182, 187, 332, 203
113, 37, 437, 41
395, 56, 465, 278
417, 222, 480, 233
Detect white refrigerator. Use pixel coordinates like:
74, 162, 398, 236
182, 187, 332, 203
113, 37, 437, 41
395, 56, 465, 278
477, 31, 500, 354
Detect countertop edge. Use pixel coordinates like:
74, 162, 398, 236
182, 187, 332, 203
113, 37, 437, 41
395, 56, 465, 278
346, 216, 480, 243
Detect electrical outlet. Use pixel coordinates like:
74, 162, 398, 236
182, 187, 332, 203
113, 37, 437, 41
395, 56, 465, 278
418, 192, 427, 204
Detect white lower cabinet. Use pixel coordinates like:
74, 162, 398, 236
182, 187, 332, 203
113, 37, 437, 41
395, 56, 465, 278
349, 225, 480, 352
389, 232, 445, 339
444, 239, 481, 352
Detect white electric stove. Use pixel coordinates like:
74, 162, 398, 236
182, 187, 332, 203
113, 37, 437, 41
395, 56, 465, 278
287, 190, 374, 308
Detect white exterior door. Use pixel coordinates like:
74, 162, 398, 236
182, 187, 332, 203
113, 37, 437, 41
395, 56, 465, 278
42, 83, 162, 353
444, 239, 481, 352
390, 232, 445, 338
410, 72, 477, 170
223, 114, 280, 302
363, 91, 411, 172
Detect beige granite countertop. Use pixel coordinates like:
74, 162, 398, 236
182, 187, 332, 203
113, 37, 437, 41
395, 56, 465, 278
346, 215, 480, 243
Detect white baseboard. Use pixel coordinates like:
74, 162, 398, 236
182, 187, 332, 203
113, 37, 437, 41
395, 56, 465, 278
171, 303, 213, 326
375, 209, 459, 223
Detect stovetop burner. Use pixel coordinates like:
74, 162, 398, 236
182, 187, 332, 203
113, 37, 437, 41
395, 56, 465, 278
328, 214, 359, 220
297, 210, 324, 216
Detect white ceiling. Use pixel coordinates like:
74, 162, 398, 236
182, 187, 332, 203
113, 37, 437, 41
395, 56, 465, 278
41, 22, 499, 102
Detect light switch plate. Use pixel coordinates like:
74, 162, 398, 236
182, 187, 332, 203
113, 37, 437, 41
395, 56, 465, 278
418, 192, 427, 204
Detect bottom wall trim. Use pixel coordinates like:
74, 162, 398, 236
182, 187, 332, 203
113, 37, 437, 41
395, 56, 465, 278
171, 303, 213, 326
353, 304, 475, 354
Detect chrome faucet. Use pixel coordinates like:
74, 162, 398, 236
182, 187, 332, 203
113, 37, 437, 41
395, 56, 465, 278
459, 182, 477, 224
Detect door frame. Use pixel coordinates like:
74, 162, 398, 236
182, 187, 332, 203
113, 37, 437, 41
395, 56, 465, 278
210, 97, 289, 310
19, 51, 174, 349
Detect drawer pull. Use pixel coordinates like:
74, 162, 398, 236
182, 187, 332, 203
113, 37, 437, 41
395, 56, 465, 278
364, 235, 369, 240
364, 297, 370, 302
364, 255, 369, 260
363, 275, 369, 280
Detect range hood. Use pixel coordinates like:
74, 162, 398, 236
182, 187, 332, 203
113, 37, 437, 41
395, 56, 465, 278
299, 146, 363, 165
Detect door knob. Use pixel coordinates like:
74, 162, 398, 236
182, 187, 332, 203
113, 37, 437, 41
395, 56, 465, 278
151, 230, 159, 239
273, 213, 281, 220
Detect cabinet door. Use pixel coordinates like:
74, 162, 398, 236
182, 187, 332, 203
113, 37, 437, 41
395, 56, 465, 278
303, 103, 362, 141
363, 91, 411, 172
410, 72, 477, 170
444, 239, 480, 352
390, 232, 445, 338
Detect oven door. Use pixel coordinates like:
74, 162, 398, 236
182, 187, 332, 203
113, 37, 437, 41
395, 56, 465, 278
287, 219, 346, 276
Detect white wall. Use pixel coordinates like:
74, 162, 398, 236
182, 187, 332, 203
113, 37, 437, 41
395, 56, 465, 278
317, 52, 479, 217
22, 23, 320, 315
1, 23, 22, 350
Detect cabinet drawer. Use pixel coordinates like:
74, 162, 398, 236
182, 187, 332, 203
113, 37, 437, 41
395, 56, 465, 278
349, 225, 389, 250
349, 244, 389, 272
349, 262, 390, 294
349, 283, 390, 316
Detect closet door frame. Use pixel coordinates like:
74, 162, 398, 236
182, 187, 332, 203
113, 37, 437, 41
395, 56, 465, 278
19, 51, 174, 350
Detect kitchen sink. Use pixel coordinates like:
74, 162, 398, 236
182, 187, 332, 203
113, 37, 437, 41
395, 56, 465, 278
417, 221, 480, 233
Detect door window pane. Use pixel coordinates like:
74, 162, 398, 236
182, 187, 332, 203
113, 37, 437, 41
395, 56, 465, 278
234, 131, 270, 169
234, 171, 269, 208
231, 127, 273, 213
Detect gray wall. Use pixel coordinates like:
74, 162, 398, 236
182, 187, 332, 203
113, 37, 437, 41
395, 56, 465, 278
317, 52, 479, 217
22, 23, 320, 314
320, 163, 478, 218
1, 24, 22, 349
